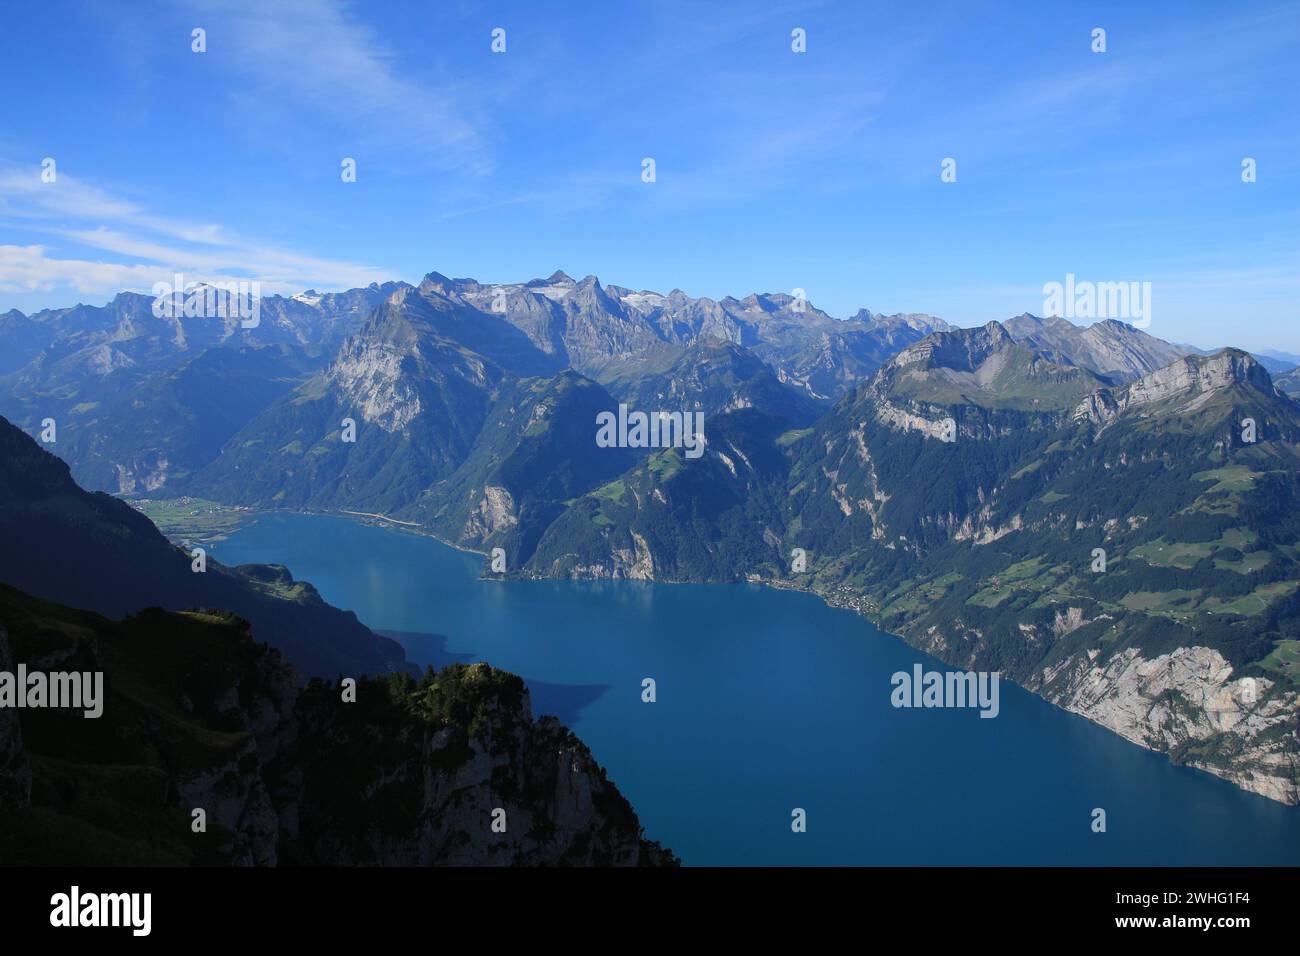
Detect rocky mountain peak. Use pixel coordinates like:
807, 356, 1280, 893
736, 293, 780, 313
1001, 312, 1046, 334
1089, 317, 1136, 334
386, 284, 416, 305
893, 321, 1014, 373
981, 319, 1014, 344
418, 271, 460, 296
1003, 311, 1191, 384
860, 311, 950, 334
1072, 347, 1280, 426
1150, 347, 1271, 393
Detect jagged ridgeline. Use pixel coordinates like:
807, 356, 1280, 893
0, 587, 676, 866
0, 272, 950, 501
4, 271, 1300, 805
0, 285, 405, 493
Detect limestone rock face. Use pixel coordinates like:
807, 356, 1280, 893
1073, 349, 1279, 427
327, 340, 425, 433
871, 400, 957, 440
548, 528, 657, 581
462, 485, 518, 542
1032, 645, 1300, 805
112, 455, 171, 494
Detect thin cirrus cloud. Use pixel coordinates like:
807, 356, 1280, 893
1, 0, 482, 305
0, 165, 395, 299
178, 0, 489, 173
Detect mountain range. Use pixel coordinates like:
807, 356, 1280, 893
3, 270, 1299, 805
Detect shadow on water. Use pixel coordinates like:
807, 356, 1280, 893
379, 629, 611, 726
520, 679, 612, 727
378, 630, 477, 669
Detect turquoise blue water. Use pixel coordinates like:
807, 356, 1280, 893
219, 512, 1300, 866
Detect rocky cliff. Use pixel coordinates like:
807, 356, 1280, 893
1032, 644, 1299, 804
1073, 349, 1282, 427
904, 617, 1300, 805
0, 586, 675, 866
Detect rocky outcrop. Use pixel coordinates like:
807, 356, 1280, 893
290, 664, 674, 865
173, 624, 300, 866
871, 399, 958, 440
113, 455, 172, 494
888, 320, 1019, 376
1031, 645, 1299, 804
461, 485, 519, 542
0, 593, 675, 867
1073, 349, 1279, 427
327, 339, 425, 432
557, 529, 657, 581
873, 610, 1300, 805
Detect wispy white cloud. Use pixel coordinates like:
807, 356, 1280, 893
0, 165, 394, 298
0, 246, 185, 296
177, 0, 489, 172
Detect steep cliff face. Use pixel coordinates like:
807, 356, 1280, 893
1031, 645, 1299, 804
1072, 349, 1284, 427
289, 666, 673, 865
0, 586, 675, 867
902, 613, 1300, 805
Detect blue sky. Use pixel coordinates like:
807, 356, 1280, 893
1, 0, 1296, 350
